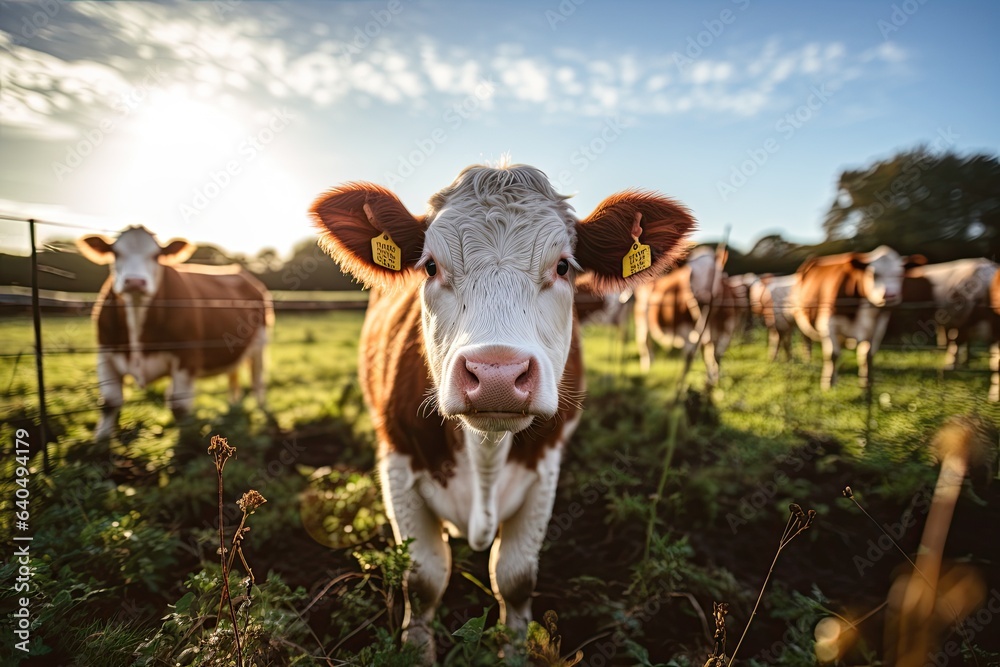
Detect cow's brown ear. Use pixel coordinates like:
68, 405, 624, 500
77, 235, 115, 265
311, 183, 425, 289
904, 254, 928, 270
575, 190, 695, 293
159, 239, 196, 265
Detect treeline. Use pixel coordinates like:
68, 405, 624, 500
0, 239, 361, 293
2, 147, 997, 292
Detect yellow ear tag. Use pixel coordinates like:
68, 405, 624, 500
371, 232, 402, 271
622, 237, 651, 278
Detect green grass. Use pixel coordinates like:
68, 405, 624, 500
1, 312, 998, 665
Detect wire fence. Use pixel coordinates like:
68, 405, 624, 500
1, 213, 998, 472
0, 213, 370, 471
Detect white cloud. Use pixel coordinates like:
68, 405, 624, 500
0, 0, 913, 143
501, 59, 550, 103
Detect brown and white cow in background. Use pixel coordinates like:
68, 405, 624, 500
311, 164, 693, 660
753, 273, 798, 361
792, 245, 925, 390
78, 226, 273, 439
901, 258, 998, 370
634, 246, 747, 385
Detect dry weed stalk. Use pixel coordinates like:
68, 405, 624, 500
703, 601, 728, 667
208, 435, 268, 667
727, 503, 815, 666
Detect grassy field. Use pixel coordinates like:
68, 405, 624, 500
1, 310, 998, 666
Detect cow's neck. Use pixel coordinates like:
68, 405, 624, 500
122, 295, 151, 360
463, 428, 513, 551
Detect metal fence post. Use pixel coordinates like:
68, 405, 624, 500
29, 219, 51, 473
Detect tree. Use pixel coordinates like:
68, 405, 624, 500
823, 148, 1000, 261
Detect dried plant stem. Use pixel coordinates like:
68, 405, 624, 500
727, 518, 788, 667
209, 435, 244, 667
728, 507, 815, 667
217, 466, 244, 667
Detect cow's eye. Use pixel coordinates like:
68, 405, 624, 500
556, 259, 570, 276
425, 259, 437, 277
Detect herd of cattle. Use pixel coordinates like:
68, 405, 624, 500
627, 244, 1000, 400
73, 163, 998, 662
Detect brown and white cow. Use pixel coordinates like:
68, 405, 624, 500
78, 226, 273, 439
792, 246, 924, 390
310, 164, 693, 659
753, 273, 798, 361
633, 247, 746, 385
901, 258, 998, 370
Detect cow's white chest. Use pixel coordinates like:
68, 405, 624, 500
419, 444, 540, 544
109, 351, 174, 388
829, 305, 883, 344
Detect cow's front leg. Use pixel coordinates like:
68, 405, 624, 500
378, 452, 450, 663
95, 350, 123, 440
167, 367, 196, 421
821, 335, 840, 390
861, 312, 891, 388
767, 328, 781, 362
489, 447, 562, 635
702, 339, 720, 386
856, 340, 872, 388
633, 291, 653, 372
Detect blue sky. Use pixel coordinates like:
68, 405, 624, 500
1, 0, 998, 257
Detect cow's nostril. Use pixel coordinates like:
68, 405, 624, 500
514, 359, 534, 393
462, 359, 481, 389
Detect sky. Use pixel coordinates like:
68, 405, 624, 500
1, 0, 999, 259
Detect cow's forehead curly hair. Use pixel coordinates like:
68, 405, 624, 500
426, 164, 576, 231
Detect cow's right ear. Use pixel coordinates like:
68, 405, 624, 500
77, 235, 115, 265
311, 183, 425, 289
575, 191, 696, 293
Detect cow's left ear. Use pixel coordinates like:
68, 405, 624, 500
904, 254, 928, 270
575, 191, 696, 293
159, 240, 196, 265
77, 235, 115, 265
311, 183, 425, 289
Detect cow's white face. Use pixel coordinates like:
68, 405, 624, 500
858, 245, 906, 307
311, 163, 696, 435
77, 227, 195, 300
419, 171, 577, 434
